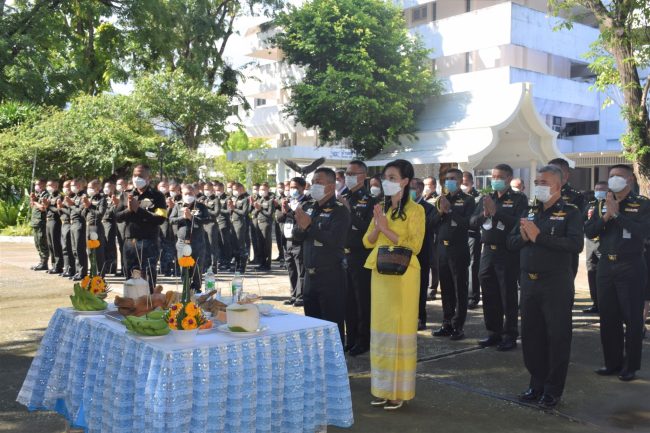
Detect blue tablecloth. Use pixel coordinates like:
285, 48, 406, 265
18, 308, 353, 433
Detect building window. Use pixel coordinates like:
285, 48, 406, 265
412, 5, 427, 21
563, 121, 599, 137
254, 98, 267, 107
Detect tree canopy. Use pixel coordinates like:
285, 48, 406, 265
275, 0, 441, 158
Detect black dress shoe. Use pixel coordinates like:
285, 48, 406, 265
33, 263, 48, 271
467, 299, 479, 310
348, 344, 369, 357
61, 272, 72, 278
449, 329, 465, 341
427, 293, 437, 301
518, 388, 542, 402
73, 274, 85, 282
293, 300, 304, 307
47, 269, 63, 274
538, 394, 560, 409
618, 370, 636, 382
496, 339, 517, 352
582, 305, 599, 314
478, 335, 501, 348
432, 326, 453, 337
417, 319, 426, 331
595, 366, 621, 376
283, 298, 295, 305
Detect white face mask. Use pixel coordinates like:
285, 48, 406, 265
511, 187, 520, 192
382, 180, 402, 197
169, 191, 177, 198
227, 187, 233, 194
370, 186, 382, 197
132, 176, 147, 189
103, 187, 111, 195
608, 176, 627, 193
159, 187, 168, 194
46, 186, 55, 194
232, 190, 240, 198
63, 188, 70, 195
534, 185, 552, 203
183, 195, 195, 204
260, 190, 269, 198
34, 185, 42, 193
71, 186, 79, 194
423, 186, 432, 195
116, 184, 124, 192
460, 184, 470, 193
345, 175, 359, 190
87, 188, 96, 196
310, 184, 327, 201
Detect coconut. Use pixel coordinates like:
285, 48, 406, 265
226, 303, 260, 332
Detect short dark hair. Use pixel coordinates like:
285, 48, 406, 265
134, 164, 151, 175
494, 163, 514, 177
609, 164, 633, 174
446, 168, 463, 178
315, 167, 336, 184
290, 176, 306, 188
595, 181, 608, 187
253, 183, 260, 188
412, 177, 424, 190
462, 171, 473, 181
548, 158, 570, 170
349, 160, 368, 172
36, 178, 46, 183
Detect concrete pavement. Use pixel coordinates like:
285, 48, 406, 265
0, 241, 649, 433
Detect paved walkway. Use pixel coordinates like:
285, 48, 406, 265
0, 241, 649, 433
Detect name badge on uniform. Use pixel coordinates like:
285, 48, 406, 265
314, 240, 323, 247
283, 222, 294, 238
622, 228, 631, 239
527, 212, 535, 221
451, 219, 457, 227
496, 221, 505, 231
352, 225, 359, 231
306, 208, 314, 216
482, 217, 493, 230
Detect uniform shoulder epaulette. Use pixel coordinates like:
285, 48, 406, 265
637, 194, 649, 201
564, 203, 578, 209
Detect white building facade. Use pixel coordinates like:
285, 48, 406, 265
229, 0, 631, 190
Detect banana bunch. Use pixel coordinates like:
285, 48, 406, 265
123, 310, 170, 336
70, 283, 108, 311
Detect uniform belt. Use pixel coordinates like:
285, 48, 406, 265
605, 253, 638, 262
523, 271, 555, 280
307, 264, 343, 275
484, 243, 503, 251
443, 240, 450, 246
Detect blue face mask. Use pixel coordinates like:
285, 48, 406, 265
445, 179, 458, 193
491, 179, 506, 192
409, 190, 417, 201
594, 190, 607, 201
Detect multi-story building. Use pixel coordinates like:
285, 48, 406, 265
228, 0, 632, 190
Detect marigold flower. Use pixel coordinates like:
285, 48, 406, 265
87, 239, 101, 249
80, 276, 91, 289
181, 316, 197, 330
178, 256, 196, 268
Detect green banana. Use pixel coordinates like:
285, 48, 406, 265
146, 310, 165, 320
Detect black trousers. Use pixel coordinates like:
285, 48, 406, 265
585, 238, 600, 307
46, 220, 63, 271
124, 238, 160, 292
468, 235, 482, 303
285, 242, 304, 301
439, 251, 470, 329
597, 257, 647, 372
479, 247, 519, 339
102, 220, 118, 274
203, 222, 220, 271
61, 222, 75, 274
217, 223, 233, 265
175, 240, 205, 291
520, 271, 574, 398
251, 219, 262, 262
87, 224, 106, 276
418, 253, 430, 323
345, 251, 371, 348
116, 222, 127, 274
274, 222, 285, 260
32, 223, 48, 264
304, 266, 347, 343
429, 245, 439, 296
70, 222, 88, 276
257, 222, 273, 268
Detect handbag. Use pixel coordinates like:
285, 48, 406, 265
376, 245, 412, 275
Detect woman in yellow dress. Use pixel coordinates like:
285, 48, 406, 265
363, 159, 425, 410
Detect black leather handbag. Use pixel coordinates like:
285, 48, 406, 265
376, 245, 412, 275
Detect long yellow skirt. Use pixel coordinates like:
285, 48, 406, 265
370, 266, 420, 401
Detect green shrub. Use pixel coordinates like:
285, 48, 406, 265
0, 195, 30, 229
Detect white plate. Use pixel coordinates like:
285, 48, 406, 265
216, 324, 268, 337
71, 308, 108, 315
126, 330, 169, 339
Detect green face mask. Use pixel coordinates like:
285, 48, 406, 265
409, 190, 417, 201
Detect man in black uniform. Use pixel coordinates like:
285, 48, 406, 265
273, 182, 287, 263
293, 167, 350, 342
549, 158, 586, 278
114, 178, 128, 276
67, 178, 88, 280
29, 179, 49, 271
114, 165, 167, 291
470, 164, 527, 351
410, 178, 437, 332
156, 180, 176, 276
462, 171, 482, 309
81, 179, 107, 275
582, 181, 608, 314
253, 183, 276, 271
585, 164, 650, 382
57, 180, 75, 277
44, 180, 63, 274
249, 183, 261, 265
339, 160, 375, 355
201, 181, 221, 272
431, 168, 476, 340
228, 182, 251, 273
508, 165, 583, 408
102, 181, 118, 275
214, 181, 233, 271
277, 177, 309, 307
423, 176, 439, 301
170, 184, 210, 292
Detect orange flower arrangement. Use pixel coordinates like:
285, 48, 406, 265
87, 239, 101, 249
178, 256, 196, 268
164, 301, 205, 330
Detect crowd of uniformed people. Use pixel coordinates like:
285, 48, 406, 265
28, 158, 650, 410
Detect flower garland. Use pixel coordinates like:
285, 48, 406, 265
80, 232, 109, 297
164, 245, 205, 330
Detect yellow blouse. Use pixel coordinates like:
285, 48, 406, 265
362, 198, 425, 271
